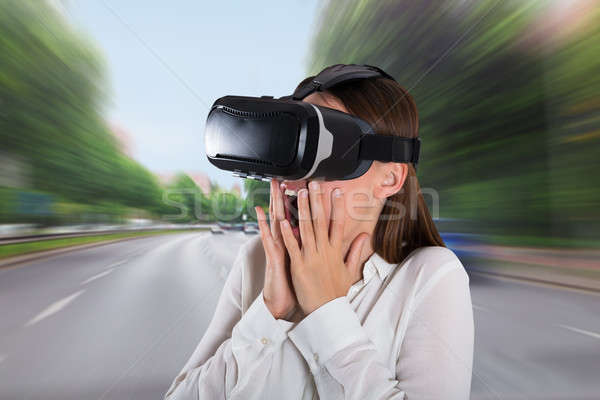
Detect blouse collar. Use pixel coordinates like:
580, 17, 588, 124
363, 251, 396, 282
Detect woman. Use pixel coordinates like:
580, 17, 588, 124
164, 66, 474, 399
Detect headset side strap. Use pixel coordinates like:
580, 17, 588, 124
359, 135, 420, 165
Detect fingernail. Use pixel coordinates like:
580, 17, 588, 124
309, 181, 319, 190
280, 220, 290, 228
299, 188, 308, 198
333, 188, 342, 197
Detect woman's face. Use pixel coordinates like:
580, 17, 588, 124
279, 92, 402, 247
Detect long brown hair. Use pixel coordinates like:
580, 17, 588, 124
295, 76, 445, 264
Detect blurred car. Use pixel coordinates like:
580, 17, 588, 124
217, 222, 245, 231
217, 222, 231, 229
210, 226, 225, 235
243, 222, 259, 235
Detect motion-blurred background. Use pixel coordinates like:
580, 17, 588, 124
1, 1, 599, 399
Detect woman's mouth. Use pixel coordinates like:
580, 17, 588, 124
283, 188, 300, 242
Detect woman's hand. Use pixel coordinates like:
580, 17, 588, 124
255, 179, 298, 320
279, 181, 370, 316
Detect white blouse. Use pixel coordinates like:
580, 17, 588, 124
164, 235, 474, 400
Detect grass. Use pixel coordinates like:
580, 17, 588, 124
0, 229, 207, 260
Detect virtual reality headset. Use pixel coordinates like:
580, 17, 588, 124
204, 64, 421, 181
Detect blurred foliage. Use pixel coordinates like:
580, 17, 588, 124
212, 189, 245, 222
243, 179, 270, 220
162, 173, 246, 223
4, 0, 597, 237
163, 173, 204, 222
0, 0, 164, 224
308, 0, 600, 244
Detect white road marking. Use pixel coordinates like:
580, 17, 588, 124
24, 290, 85, 327
80, 259, 127, 285
81, 268, 115, 285
108, 259, 128, 268
472, 303, 489, 312
557, 324, 600, 340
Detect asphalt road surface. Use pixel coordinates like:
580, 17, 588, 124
0, 232, 598, 399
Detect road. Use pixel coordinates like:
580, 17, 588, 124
0, 232, 598, 399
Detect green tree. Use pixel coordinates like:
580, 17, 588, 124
307, 0, 600, 243
163, 174, 201, 222
243, 179, 269, 220
0, 0, 165, 224
210, 189, 245, 222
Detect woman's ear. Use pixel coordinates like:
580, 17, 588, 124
373, 163, 408, 200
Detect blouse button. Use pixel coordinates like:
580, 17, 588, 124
260, 337, 270, 345
313, 352, 319, 362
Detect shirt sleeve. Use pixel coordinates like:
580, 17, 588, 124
163, 240, 296, 400
286, 261, 474, 400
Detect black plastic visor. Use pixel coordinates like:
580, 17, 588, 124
204, 95, 420, 182
205, 106, 300, 167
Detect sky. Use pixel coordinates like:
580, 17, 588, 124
64, 0, 322, 189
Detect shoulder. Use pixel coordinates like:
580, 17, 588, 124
394, 246, 469, 303
404, 245, 461, 269
402, 246, 465, 276
234, 235, 266, 312
236, 234, 265, 267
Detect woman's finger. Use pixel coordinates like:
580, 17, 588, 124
297, 188, 316, 252
345, 232, 369, 275
329, 188, 345, 246
256, 206, 275, 252
308, 181, 328, 247
269, 179, 285, 242
279, 220, 301, 261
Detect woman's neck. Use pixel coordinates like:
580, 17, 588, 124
346, 215, 380, 285
346, 234, 376, 286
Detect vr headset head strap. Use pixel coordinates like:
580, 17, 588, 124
359, 135, 420, 167
284, 63, 421, 171
289, 64, 396, 101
